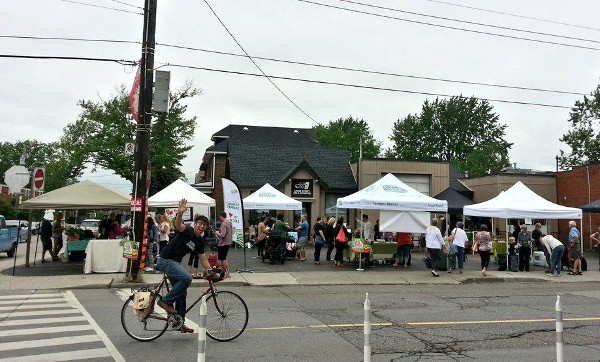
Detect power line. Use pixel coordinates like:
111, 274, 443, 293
165, 63, 573, 109
158, 42, 586, 96
1, 34, 587, 96
53, 0, 143, 15
103, 0, 143, 10
415, 0, 600, 32
0, 54, 137, 66
336, 0, 600, 44
202, 0, 318, 125
294, 0, 600, 52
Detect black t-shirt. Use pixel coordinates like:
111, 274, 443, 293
40, 220, 52, 239
160, 225, 205, 262
313, 223, 324, 239
532, 229, 542, 242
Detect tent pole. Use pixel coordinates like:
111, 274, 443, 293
506, 218, 509, 272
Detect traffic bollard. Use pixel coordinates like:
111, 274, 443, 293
364, 292, 371, 362
198, 294, 208, 362
556, 295, 563, 362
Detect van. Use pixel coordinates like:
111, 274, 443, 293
80, 219, 101, 237
0, 215, 17, 257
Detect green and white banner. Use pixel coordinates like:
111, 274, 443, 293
222, 178, 244, 247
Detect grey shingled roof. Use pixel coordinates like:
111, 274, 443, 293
449, 165, 473, 196
212, 125, 318, 145
228, 143, 356, 191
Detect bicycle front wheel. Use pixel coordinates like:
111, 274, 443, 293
121, 295, 169, 342
205, 291, 249, 342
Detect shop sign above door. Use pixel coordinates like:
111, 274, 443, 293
292, 179, 313, 198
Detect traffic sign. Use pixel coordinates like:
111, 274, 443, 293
32, 167, 45, 191
4, 165, 30, 194
125, 143, 135, 155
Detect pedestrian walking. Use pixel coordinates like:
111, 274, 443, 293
40, 217, 55, 263
449, 222, 468, 274
541, 235, 565, 277
568, 220, 582, 275
473, 224, 492, 276
51, 212, 65, 261
313, 216, 326, 264
425, 218, 444, 277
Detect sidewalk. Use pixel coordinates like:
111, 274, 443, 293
1, 242, 598, 290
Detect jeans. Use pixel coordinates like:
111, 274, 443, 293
314, 237, 324, 262
551, 245, 564, 275
428, 248, 441, 271
449, 246, 465, 270
155, 258, 191, 320
479, 250, 490, 269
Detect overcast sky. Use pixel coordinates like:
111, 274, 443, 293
2, 0, 599, 194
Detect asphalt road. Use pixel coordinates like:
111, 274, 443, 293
3, 281, 598, 362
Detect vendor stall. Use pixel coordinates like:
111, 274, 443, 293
84, 239, 128, 273
148, 179, 215, 213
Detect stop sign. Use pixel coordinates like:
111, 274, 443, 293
33, 167, 45, 191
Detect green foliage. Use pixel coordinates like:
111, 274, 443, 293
559, 84, 600, 170
314, 116, 382, 160
0, 199, 17, 219
388, 96, 512, 177
61, 83, 199, 195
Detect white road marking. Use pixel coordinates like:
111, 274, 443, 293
65, 290, 125, 362
0, 316, 87, 327
0, 348, 111, 362
0, 334, 100, 351
0, 293, 63, 300
0, 303, 71, 311
0, 298, 64, 305
0, 309, 79, 318
0, 324, 94, 337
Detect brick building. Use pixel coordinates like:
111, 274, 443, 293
555, 164, 600, 249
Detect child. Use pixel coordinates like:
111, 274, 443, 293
508, 237, 517, 255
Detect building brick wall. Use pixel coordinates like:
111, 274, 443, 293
555, 164, 600, 250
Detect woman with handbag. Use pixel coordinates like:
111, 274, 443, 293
473, 224, 492, 276
448, 221, 468, 273
333, 217, 350, 268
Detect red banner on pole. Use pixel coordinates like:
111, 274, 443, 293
129, 60, 141, 121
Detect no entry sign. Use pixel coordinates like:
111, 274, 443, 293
32, 167, 45, 191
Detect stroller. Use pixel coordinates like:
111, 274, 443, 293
284, 231, 300, 260
262, 234, 286, 264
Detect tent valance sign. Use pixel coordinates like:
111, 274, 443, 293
243, 183, 302, 210
336, 173, 448, 212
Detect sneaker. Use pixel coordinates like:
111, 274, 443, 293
157, 300, 177, 314
180, 324, 194, 333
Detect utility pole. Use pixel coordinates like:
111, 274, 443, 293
130, 0, 157, 281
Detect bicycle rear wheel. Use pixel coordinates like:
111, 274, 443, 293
121, 295, 169, 342
205, 291, 249, 342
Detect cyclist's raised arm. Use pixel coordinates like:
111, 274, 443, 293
174, 199, 187, 233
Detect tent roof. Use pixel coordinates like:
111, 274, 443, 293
148, 179, 215, 208
434, 188, 474, 214
336, 173, 448, 212
463, 181, 582, 219
578, 199, 600, 213
243, 183, 301, 210
21, 180, 131, 210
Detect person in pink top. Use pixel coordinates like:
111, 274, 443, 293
108, 214, 129, 239
215, 212, 233, 278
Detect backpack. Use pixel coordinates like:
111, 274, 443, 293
40, 220, 52, 239
335, 227, 347, 243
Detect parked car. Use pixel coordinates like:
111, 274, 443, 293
0, 215, 18, 257
79, 219, 101, 237
6, 220, 29, 243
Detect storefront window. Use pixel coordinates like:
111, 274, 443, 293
324, 193, 348, 221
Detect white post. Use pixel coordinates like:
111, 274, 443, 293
197, 294, 209, 362
556, 295, 563, 362
364, 292, 371, 362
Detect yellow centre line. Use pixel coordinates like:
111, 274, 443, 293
245, 317, 600, 331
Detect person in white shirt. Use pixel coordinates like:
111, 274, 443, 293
541, 235, 565, 277
425, 218, 444, 277
356, 214, 373, 241
449, 221, 468, 274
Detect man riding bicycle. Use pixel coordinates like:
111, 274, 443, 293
156, 199, 212, 333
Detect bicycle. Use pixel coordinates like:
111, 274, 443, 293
121, 268, 249, 342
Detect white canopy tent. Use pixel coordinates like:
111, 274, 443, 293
336, 173, 448, 234
243, 183, 301, 210
21, 180, 131, 209
148, 179, 215, 214
463, 181, 582, 270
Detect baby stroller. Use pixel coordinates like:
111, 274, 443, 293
285, 231, 299, 260
262, 234, 286, 264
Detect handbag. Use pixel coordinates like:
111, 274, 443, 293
335, 227, 347, 243
448, 243, 458, 256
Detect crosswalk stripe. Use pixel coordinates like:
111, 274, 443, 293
0, 347, 111, 362
0, 309, 78, 318
0, 316, 87, 327
0, 303, 70, 311
0, 324, 94, 337
0, 293, 63, 300
0, 298, 65, 305
0, 334, 100, 351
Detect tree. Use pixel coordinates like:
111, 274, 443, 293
314, 116, 382, 160
388, 96, 512, 177
558, 84, 600, 170
61, 83, 199, 195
